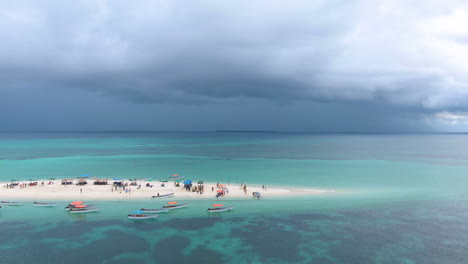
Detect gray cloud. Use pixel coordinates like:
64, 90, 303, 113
1, 0, 468, 131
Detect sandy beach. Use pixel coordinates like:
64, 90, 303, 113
0, 179, 333, 200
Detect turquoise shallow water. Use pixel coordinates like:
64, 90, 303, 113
1, 132, 468, 263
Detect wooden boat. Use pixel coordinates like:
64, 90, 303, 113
128, 213, 158, 220
207, 204, 234, 213
139, 208, 170, 214
162, 202, 189, 210
151, 193, 174, 199
0, 201, 22, 206
33, 202, 56, 207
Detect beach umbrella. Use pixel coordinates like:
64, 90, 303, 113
212, 204, 224, 207
198, 180, 203, 184
167, 202, 178, 205
113, 178, 123, 181
183, 180, 192, 185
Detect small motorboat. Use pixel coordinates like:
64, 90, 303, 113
207, 204, 234, 213
253, 192, 261, 199
170, 174, 184, 180
33, 202, 56, 207
162, 202, 189, 210
0, 201, 23, 206
67, 204, 99, 213
139, 208, 170, 214
128, 212, 158, 220
151, 193, 174, 199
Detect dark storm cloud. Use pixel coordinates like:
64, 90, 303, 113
1, 0, 468, 131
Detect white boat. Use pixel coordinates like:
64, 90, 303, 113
207, 206, 234, 213
139, 208, 170, 214
33, 202, 56, 207
162, 203, 189, 210
151, 193, 174, 199
128, 214, 158, 220
0, 201, 22, 206
69, 208, 100, 214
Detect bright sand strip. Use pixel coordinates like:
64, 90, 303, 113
0, 180, 333, 201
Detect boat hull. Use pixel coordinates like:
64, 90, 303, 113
207, 206, 234, 213
151, 193, 174, 199
69, 208, 100, 214
0, 202, 22, 206
128, 215, 158, 220
163, 203, 189, 210
33, 203, 56, 207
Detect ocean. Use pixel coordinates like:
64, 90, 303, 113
0, 132, 467, 263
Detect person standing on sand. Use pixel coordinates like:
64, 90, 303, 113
80, 188, 82, 193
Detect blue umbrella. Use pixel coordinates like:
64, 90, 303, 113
113, 178, 123, 181
183, 180, 192, 185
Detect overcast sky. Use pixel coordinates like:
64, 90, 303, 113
1, 0, 468, 132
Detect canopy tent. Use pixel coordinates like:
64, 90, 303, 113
71, 201, 84, 205
212, 204, 224, 207
167, 202, 178, 205
183, 180, 192, 185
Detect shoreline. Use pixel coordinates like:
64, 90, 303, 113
0, 179, 335, 201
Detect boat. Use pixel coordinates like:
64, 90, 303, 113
33, 202, 56, 207
128, 212, 158, 220
68, 205, 99, 213
253, 192, 261, 199
170, 174, 184, 180
162, 202, 189, 210
139, 208, 170, 214
151, 193, 174, 199
207, 204, 234, 213
0, 201, 22, 206
65, 201, 84, 209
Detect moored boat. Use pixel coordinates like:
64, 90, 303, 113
128, 212, 158, 220
68, 205, 99, 213
0, 201, 22, 206
139, 208, 170, 214
162, 202, 189, 210
33, 202, 56, 207
151, 193, 174, 199
207, 204, 234, 213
